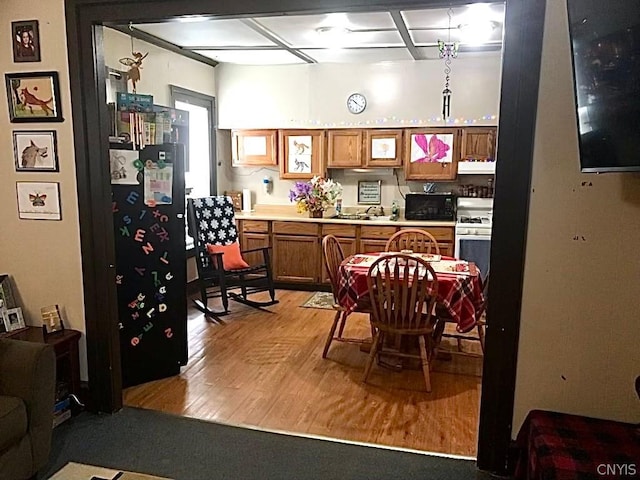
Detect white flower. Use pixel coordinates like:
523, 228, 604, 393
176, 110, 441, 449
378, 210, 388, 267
218, 230, 227, 239
199, 220, 208, 231
225, 206, 233, 216
205, 198, 215, 206
213, 207, 222, 217
211, 219, 219, 230
216, 197, 225, 205
207, 231, 216, 241
201, 208, 211, 219
194, 199, 203, 208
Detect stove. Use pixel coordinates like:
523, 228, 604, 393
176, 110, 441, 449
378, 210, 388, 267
455, 198, 493, 278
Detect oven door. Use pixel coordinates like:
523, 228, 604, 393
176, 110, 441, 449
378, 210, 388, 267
455, 234, 491, 281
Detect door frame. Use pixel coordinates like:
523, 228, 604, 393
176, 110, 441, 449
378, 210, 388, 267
170, 85, 218, 196
65, 0, 546, 474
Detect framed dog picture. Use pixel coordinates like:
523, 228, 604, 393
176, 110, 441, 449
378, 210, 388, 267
12, 20, 41, 63
5, 71, 63, 123
16, 181, 62, 220
13, 130, 59, 172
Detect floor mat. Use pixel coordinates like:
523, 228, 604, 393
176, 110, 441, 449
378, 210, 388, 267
49, 462, 171, 480
300, 291, 335, 310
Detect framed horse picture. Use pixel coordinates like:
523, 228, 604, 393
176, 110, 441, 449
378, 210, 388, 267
13, 130, 59, 171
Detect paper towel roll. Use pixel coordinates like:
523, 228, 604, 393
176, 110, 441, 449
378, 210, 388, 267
242, 189, 252, 212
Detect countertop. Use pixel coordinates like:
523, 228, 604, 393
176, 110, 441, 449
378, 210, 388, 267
235, 212, 456, 228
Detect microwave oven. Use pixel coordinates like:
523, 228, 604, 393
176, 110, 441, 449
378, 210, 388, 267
404, 193, 456, 221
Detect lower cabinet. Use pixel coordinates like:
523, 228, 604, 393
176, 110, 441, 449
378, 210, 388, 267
359, 239, 389, 254
242, 232, 270, 266
273, 234, 321, 283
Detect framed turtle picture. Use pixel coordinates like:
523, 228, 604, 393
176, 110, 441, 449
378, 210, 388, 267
13, 130, 59, 171
5, 71, 63, 123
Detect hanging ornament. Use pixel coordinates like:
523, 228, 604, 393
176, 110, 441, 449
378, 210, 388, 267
438, 8, 459, 120
119, 23, 148, 93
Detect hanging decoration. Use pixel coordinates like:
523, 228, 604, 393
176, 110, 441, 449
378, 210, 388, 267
119, 23, 148, 93
437, 8, 459, 120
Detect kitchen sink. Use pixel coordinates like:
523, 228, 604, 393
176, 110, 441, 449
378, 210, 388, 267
331, 214, 392, 222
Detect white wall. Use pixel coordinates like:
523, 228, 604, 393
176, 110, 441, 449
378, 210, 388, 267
0, 0, 87, 376
103, 28, 216, 104
216, 54, 501, 129
512, 0, 640, 433
217, 55, 501, 208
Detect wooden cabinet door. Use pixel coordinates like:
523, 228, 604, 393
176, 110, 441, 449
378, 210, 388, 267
273, 234, 320, 283
364, 129, 403, 167
327, 129, 363, 168
232, 130, 277, 166
460, 127, 497, 162
322, 237, 356, 284
279, 129, 326, 179
241, 233, 270, 267
404, 128, 461, 180
358, 239, 389, 254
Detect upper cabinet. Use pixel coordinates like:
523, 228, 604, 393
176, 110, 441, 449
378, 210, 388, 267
403, 128, 461, 181
364, 129, 403, 168
459, 127, 497, 162
279, 129, 326, 180
327, 129, 363, 168
231, 129, 277, 167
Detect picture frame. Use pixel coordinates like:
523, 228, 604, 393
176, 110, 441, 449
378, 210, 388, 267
16, 181, 62, 220
358, 180, 382, 205
5, 71, 63, 123
3, 307, 26, 333
41, 304, 65, 335
13, 130, 59, 171
12, 20, 41, 63
278, 129, 325, 180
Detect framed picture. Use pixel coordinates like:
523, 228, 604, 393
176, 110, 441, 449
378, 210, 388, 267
12, 20, 41, 63
3, 307, 26, 332
279, 129, 325, 180
16, 181, 62, 220
358, 180, 382, 205
5, 71, 63, 122
13, 130, 59, 171
41, 304, 64, 335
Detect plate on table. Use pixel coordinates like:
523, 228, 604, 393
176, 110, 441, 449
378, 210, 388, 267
430, 260, 473, 275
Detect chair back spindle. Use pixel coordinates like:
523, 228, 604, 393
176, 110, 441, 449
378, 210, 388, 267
385, 229, 440, 255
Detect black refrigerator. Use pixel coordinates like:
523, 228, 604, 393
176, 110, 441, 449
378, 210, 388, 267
110, 143, 188, 388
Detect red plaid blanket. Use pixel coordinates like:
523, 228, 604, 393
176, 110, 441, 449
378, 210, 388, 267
336, 254, 485, 333
515, 410, 640, 479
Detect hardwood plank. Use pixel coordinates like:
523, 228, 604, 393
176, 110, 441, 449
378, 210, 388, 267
123, 290, 481, 456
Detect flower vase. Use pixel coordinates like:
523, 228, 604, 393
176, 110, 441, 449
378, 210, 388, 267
309, 209, 323, 218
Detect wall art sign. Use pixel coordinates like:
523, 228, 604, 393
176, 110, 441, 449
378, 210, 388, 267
16, 181, 62, 220
13, 130, 59, 171
5, 71, 63, 122
12, 20, 40, 63
358, 180, 382, 205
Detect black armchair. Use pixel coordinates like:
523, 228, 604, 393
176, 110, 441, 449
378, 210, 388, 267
187, 196, 277, 321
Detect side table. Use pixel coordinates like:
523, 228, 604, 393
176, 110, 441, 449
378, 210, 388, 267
1, 327, 82, 399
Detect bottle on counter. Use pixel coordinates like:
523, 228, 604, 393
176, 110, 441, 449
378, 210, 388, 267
391, 200, 399, 221
335, 198, 342, 215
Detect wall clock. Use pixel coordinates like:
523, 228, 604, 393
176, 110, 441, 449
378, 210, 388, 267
347, 93, 367, 114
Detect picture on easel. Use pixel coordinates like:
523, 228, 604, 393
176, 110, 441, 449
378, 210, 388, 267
41, 304, 64, 335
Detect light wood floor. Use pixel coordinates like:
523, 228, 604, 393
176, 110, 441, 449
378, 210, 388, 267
123, 290, 483, 456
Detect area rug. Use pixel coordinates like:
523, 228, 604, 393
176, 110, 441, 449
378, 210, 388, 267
49, 461, 171, 479
40, 407, 487, 480
300, 291, 335, 310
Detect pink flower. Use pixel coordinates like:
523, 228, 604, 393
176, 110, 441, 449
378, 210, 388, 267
413, 134, 450, 163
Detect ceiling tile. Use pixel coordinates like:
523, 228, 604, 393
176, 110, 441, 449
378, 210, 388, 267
402, 3, 505, 29
300, 47, 412, 64
255, 12, 401, 48
410, 28, 503, 46
136, 19, 277, 47
194, 49, 306, 65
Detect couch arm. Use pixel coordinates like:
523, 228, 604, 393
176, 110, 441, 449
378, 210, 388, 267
0, 338, 56, 471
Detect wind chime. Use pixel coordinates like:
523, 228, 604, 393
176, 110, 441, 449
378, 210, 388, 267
438, 8, 459, 120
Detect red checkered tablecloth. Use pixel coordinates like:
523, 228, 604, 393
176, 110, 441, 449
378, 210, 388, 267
336, 253, 485, 333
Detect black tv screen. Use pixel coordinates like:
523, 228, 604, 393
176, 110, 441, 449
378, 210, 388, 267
567, 0, 640, 172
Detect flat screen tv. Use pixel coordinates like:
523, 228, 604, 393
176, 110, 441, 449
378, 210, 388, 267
567, 0, 640, 172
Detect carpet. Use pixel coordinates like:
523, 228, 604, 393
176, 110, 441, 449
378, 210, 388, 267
49, 462, 171, 480
300, 291, 335, 310
40, 407, 488, 480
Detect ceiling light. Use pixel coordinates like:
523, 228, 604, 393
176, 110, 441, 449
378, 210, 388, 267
314, 26, 352, 48
457, 20, 499, 45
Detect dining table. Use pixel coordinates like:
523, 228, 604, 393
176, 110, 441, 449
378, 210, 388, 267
336, 252, 485, 333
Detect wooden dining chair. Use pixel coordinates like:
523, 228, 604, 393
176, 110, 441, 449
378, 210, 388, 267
364, 254, 440, 392
385, 229, 440, 255
435, 271, 489, 357
321, 235, 373, 359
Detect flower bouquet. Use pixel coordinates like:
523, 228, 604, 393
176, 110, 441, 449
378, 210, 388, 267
289, 176, 343, 217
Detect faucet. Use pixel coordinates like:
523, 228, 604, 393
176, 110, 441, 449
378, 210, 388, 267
364, 205, 385, 216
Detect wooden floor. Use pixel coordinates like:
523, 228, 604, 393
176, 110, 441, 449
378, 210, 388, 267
123, 290, 483, 456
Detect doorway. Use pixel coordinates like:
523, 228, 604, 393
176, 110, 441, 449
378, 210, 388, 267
65, 0, 546, 474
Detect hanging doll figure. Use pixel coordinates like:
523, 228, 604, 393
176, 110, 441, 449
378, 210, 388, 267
119, 51, 148, 92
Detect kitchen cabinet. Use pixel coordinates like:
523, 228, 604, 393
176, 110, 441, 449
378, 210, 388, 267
364, 129, 403, 167
404, 128, 461, 181
459, 127, 496, 162
279, 129, 325, 180
231, 130, 277, 167
327, 129, 363, 168
238, 220, 271, 266
272, 221, 321, 283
